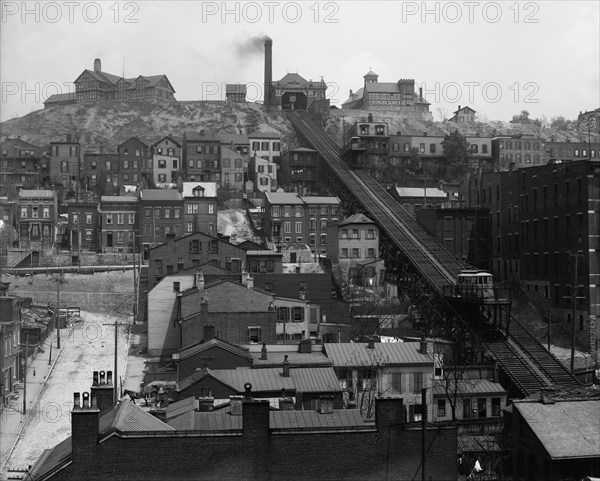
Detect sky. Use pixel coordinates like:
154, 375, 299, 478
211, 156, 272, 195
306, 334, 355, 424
1, 0, 599, 123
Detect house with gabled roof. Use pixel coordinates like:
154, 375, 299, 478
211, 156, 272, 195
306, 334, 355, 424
324, 339, 435, 420
72, 58, 175, 104
448, 105, 476, 123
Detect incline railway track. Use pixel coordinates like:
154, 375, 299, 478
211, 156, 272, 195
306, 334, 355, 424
288, 111, 581, 396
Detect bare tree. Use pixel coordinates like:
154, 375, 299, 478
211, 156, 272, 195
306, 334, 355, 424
436, 107, 448, 122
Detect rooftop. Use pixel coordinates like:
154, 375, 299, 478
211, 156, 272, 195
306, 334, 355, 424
514, 399, 600, 460
394, 187, 447, 199
19, 189, 54, 198
338, 214, 375, 226
140, 189, 182, 201
324, 342, 432, 367
181, 182, 217, 198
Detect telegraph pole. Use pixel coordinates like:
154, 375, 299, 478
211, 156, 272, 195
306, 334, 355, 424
22, 333, 29, 415
103, 320, 129, 404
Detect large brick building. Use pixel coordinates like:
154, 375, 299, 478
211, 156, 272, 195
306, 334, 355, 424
18, 189, 58, 248
139, 189, 183, 248
468, 160, 600, 358
48, 135, 80, 192
25, 371, 458, 481
491, 135, 547, 171
99, 196, 138, 252
279, 147, 319, 194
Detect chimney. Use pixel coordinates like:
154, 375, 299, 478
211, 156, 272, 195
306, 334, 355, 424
397, 131, 402, 136
98, 145, 104, 154
458, 105, 461, 112
94, 58, 101, 72
66, 134, 72, 143
196, 390, 215, 412
419, 87, 423, 99
367, 113, 373, 123
203, 324, 215, 341
71, 391, 99, 462
264, 37, 273, 106
90, 370, 115, 415
282, 354, 290, 377
298, 339, 311, 354
541, 388, 556, 405
241, 270, 247, 286
246, 273, 254, 290
346, 391, 357, 410
194, 269, 204, 291
349, 89, 353, 96
279, 389, 294, 411
420, 336, 429, 355
260, 343, 268, 360
367, 337, 375, 349
230, 395, 244, 416
319, 395, 334, 414
375, 397, 405, 428
242, 398, 270, 437
166, 232, 176, 251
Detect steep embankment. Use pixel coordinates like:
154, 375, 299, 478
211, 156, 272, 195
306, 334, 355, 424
0, 101, 584, 154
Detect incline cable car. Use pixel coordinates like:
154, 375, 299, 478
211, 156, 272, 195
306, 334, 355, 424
455, 269, 495, 300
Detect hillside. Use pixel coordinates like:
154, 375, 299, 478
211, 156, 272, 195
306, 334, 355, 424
0, 101, 586, 154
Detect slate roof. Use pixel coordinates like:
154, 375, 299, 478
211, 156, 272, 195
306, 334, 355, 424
249, 132, 281, 139
337, 214, 375, 226
250, 351, 332, 368
324, 342, 432, 367
181, 182, 217, 198
394, 187, 447, 198
140, 189, 182, 201
274, 73, 309, 87
19, 189, 54, 198
514, 399, 600, 460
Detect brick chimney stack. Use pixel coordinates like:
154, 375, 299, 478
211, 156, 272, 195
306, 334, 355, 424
264, 37, 273, 107
90, 370, 115, 415
71, 391, 100, 464
94, 58, 101, 72
282, 354, 290, 377
260, 343, 268, 360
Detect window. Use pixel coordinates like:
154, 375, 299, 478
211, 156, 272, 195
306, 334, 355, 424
341, 248, 348, 258
164, 209, 170, 219
247, 326, 262, 343
295, 206, 302, 217
85, 213, 93, 224
189, 239, 201, 253
367, 248, 376, 258
420, 143, 425, 153
437, 399, 446, 418
42, 207, 50, 218
158, 174, 167, 182
187, 204, 199, 214
32, 206, 39, 218
352, 229, 359, 239
293, 307, 304, 322
85, 230, 92, 241
174, 208, 181, 218
351, 248, 360, 258
106, 213, 113, 224
295, 222, 302, 233
429, 144, 436, 153
491, 398, 501, 417
187, 222, 194, 232
145, 208, 152, 218
117, 213, 124, 224
338, 369, 352, 389
320, 219, 328, 229
413, 372, 423, 393
154, 259, 162, 275
20, 207, 27, 218
284, 222, 291, 233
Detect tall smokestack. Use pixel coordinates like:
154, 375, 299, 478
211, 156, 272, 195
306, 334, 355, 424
264, 37, 273, 107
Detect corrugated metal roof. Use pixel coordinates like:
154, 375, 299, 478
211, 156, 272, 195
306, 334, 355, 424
514, 400, 600, 459
324, 342, 432, 367
100, 195, 138, 203
433, 379, 506, 397
395, 187, 447, 198
19, 189, 54, 198
26, 437, 72, 479
182, 182, 217, 198
300, 196, 340, 205
251, 351, 332, 368
140, 189, 182, 201
265, 192, 303, 204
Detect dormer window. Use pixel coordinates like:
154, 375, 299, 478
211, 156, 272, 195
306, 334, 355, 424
193, 186, 204, 197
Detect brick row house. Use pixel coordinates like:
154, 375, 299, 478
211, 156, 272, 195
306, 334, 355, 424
48, 135, 80, 192
99, 196, 139, 252
118, 137, 152, 187
17, 189, 58, 249
139, 189, 183, 249
182, 182, 218, 236
262, 192, 341, 254
64, 201, 100, 252
279, 147, 319, 194
151, 136, 181, 186
82, 152, 121, 195
0, 138, 46, 193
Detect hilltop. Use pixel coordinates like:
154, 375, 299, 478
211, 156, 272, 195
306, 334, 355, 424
0, 101, 586, 153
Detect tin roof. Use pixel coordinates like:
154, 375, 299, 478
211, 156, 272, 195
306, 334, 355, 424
140, 189, 182, 201
249, 132, 281, 139
324, 342, 432, 367
514, 399, 600, 460
301, 196, 340, 205
177, 338, 253, 362
337, 214, 374, 226
265, 192, 304, 205
433, 379, 506, 397
100, 195, 138, 203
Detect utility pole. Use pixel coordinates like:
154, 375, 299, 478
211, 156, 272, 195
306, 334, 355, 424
22, 332, 29, 415
133, 242, 137, 324
421, 387, 427, 481
52, 274, 65, 349
103, 320, 129, 404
